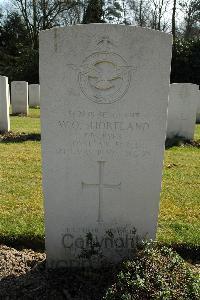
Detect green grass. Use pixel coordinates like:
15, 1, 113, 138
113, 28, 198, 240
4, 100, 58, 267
11, 108, 40, 134
0, 108, 43, 246
0, 108, 199, 249
158, 146, 200, 246
194, 123, 200, 140
0, 142, 43, 241
158, 123, 200, 246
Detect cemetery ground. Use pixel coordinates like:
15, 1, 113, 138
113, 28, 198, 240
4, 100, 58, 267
0, 108, 199, 299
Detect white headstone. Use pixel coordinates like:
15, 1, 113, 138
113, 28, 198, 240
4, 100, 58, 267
29, 84, 40, 107
196, 89, 200, 123
167, 83, 199, 140
6, 81, 10, 107
11, 81, 28, 115
0, 76, 10, 132
40, 24, 172, 268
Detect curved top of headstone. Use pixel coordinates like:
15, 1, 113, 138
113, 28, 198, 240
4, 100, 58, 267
41, 22, 171, 32
40, 24, 172, 106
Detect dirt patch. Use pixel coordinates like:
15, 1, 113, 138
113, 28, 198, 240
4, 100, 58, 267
0, 245, 113, 299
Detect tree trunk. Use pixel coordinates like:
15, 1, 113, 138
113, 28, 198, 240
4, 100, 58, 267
42, 0, 47, 30
32, 0, 38, 49
172, 0, 176, 39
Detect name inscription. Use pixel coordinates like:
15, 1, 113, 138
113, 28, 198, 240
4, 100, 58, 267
56, 110, 150, 159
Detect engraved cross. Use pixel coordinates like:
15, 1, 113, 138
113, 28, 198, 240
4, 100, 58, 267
82, 161, 121, 223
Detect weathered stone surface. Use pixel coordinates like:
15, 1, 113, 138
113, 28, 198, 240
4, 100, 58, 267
0, 76, 10, 132
40, 24, 172, 267
167, 83, 199, 140
29, 84, 40, 107
11, 81, 28, 115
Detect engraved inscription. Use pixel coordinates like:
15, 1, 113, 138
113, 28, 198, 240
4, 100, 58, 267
82, 161, 121, 223
56, 110, 151, 159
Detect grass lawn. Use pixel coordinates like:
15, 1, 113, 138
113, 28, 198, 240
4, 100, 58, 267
0, 109, 43, 247
158, 146, 200, 246
0, 108, 199, 249
11, 108, 41, 134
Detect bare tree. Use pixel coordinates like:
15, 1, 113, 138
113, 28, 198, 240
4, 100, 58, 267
11, 0, 82, 48
171, 0, 176, 38
128, 0, 170, 30
128, 0, 151, 26
180, 0, 200, 38
150, 0, 170, 31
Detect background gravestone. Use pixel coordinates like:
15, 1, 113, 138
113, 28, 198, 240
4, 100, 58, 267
0, 75, 10, 133
6, 81, 10, 107
196, 89, 200, 123
167, 83, 199, 140
40, 24, 172, 268
29, 84, 40, 107
11, 81, 28, 115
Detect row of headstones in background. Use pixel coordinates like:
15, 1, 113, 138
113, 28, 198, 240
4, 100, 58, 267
0, 79, 40, 133
0, 79, 199, 136
167, 83, 200, 140
11, 81, 40, 115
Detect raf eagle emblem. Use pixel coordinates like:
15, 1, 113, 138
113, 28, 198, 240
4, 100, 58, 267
68, 49, 134, 104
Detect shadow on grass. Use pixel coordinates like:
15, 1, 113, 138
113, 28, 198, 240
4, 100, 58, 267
0, 132, 41, 142
0, 235, 45, 251
165, 136, 200, 149
160, 243, 200, 263
1, 235, 199, 263
11, 108, 40, 118
10, 113, 28, 117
